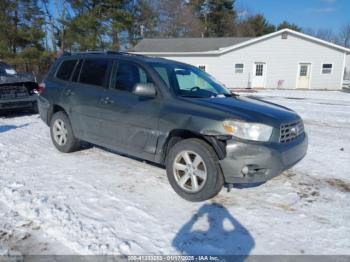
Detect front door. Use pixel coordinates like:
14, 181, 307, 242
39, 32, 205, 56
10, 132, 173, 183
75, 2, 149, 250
252, 62, 266, 88
297, 63, 311, 89
99, 61, 161, 161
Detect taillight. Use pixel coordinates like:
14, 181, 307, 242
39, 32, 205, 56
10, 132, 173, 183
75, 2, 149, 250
36, 82, 46, 95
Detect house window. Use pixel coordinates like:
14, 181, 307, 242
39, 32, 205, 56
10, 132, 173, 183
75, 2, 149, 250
322, 64, 332, 74
235, 64, 244, 74
300, 65, 308, 76
255, 64, 264, 76
198, 65, 206, 72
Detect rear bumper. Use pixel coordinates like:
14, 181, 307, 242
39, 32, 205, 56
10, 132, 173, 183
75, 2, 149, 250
38, 96, 50, 125
219, 133, 308, 184
0, 95, 37, 110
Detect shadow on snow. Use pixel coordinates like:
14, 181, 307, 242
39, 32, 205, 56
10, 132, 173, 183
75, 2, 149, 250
172, 203, 255, 259
0, 123, 29, 133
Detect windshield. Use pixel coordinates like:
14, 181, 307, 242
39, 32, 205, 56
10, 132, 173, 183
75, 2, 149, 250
149, 62, 232, 98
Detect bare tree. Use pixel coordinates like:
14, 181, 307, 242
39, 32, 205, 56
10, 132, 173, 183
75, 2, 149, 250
302, 28, 316, 36
339, 24, 350, 48
235, 4, 253, 22
178, 4, 204, 37
41, 0, 58, 52
156, 0, 204, 38
55, 0, 66, 51
315, 28, 338, 43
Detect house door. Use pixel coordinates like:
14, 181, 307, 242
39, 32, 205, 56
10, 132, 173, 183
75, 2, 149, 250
252, 63, 266, 88
297, 63, 311, 89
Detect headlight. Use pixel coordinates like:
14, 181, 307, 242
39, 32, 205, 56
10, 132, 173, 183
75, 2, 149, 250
223, 120, 273, 142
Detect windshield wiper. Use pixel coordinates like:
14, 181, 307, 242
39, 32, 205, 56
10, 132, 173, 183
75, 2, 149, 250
179, 94, 204, 98
216, 92, 239, 98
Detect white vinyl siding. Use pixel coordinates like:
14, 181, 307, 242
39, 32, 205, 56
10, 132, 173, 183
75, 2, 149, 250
153, 33, 348, 90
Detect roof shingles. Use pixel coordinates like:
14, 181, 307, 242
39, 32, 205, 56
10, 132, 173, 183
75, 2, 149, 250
130, 37, 254, 53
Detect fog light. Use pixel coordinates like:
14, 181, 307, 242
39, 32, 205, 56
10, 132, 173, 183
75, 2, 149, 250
241, 166, 249, 176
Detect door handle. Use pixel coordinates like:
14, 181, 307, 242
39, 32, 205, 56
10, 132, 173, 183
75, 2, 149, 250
65, 89, 75, 96
101, 97, 114, 104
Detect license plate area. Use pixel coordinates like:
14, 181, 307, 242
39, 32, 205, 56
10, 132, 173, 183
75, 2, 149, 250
0, 85, 29, 100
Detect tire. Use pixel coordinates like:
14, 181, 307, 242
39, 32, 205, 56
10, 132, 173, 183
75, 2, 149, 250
166, 138, 224, 202
50, 111, 80, 153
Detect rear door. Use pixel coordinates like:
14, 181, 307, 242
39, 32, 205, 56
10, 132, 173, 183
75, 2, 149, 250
51, 58, 77, 117
65, 58, 112, 144
99, 60, 161, 160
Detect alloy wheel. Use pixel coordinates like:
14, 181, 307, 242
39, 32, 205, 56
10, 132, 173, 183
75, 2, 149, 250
52, 119, 68, 146
173, 150, 207, 193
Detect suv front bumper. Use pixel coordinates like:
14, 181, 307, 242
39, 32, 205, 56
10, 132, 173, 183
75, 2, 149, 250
0, 95, 38, 110
219, 133, 308, 184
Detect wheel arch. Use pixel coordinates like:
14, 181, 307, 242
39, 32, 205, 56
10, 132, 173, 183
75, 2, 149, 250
160, 129, 227, 165
47, 104, 68, 125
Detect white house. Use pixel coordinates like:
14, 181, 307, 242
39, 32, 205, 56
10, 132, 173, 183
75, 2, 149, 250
131, 29, 350, 90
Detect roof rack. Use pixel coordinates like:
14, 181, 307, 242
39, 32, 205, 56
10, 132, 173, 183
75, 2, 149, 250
62, 50, 144, 57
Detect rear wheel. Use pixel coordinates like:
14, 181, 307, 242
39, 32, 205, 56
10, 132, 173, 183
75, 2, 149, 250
50, 111, 80, 153
166, 138, 224, 202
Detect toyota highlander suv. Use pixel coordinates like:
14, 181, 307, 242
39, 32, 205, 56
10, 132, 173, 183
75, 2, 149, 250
38, 52, 308, 201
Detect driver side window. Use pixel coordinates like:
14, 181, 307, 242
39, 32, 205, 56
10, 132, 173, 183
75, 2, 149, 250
111, 62, 152, 93
174, 68, 216, 92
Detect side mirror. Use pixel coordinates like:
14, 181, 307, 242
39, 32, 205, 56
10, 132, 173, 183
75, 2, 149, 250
132, 83, 156, 98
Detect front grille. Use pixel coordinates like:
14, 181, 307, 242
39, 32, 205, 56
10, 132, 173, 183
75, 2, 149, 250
280, 120, 304, 143
0, 101, 33, 109
0, 85, 29, 100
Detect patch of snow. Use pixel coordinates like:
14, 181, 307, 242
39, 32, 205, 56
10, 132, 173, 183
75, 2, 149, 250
0, 90, 349, 255
0, 201, 74, 255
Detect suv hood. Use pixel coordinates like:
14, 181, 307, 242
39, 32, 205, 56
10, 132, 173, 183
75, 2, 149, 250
0, 73, 35, 84
192, 96, 300, 126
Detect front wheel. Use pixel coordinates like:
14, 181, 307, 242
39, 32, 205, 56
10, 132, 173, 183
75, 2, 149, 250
50, 111, 80, 153
166, 138, 224, 202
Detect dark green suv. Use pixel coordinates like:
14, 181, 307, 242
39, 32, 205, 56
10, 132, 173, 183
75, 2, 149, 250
38, 52, 308, 201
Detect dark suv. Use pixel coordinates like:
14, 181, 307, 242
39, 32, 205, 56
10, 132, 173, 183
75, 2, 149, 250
38, 52, 308, 201
0, 62, 38, 112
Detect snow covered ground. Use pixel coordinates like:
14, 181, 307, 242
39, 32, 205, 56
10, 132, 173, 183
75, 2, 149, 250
0, 90, 349, 256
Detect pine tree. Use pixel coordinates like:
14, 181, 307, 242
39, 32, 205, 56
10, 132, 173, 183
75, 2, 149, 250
65, 0, 132, 51
205, 0, 237, 37
0, 0, 45, 56
244, 14, 275, 36
0, 0, 49, 78
277, 21, 301, 32
103, 0, 133, 50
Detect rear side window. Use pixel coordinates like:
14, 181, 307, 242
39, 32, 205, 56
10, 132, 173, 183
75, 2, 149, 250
56, 60, 77, 81
79, 59, 109, 87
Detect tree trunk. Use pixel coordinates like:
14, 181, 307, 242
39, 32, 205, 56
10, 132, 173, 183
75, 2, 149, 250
112, 26, 120, 51
13, 0, 19, 54
60, 0, 65, 51
50, 17, 56, 52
